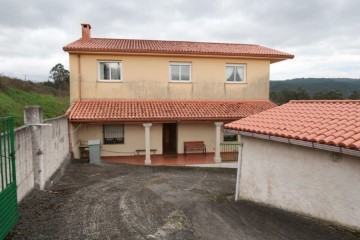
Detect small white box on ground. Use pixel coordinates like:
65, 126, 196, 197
88, 140, 101, 164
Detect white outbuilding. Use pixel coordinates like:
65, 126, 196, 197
225, 100, 360, 230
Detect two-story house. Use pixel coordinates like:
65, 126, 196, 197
64, 24, 293, 165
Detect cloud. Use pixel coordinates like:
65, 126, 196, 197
0, 0, 359, 81
0, 0, 71, 28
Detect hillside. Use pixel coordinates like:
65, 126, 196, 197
270, 78, 360, 96
0, 76, 69, 127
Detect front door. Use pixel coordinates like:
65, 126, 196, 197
163, 123, 177, 154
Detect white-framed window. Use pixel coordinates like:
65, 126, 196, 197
225, 64, 246, 83
98, 61, 122, 81
169, 63, 191, 82
103, 124, 124, 144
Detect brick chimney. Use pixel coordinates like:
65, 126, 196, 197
81, 23, 91, 42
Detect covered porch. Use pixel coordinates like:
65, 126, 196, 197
67, 99, 276, 165
102, 152, 238, 166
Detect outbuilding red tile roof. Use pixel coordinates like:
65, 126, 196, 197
225, 100, 360, 150
63, 38, 294, 60
67, 100, 276, 122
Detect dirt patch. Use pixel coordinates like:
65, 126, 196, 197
7, 162, 359, 240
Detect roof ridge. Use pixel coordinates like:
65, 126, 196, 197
89, 37, 259, 47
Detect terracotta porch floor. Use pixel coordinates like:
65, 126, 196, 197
102, 152, 235, 166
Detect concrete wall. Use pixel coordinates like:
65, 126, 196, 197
239, 136, 360, 230
41, 116, 70, 188
14, 115, 70, 202
69, 54, 270, 102
14, 126, 34, 202
75, 122, 221, 158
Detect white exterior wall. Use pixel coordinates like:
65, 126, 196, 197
76, 122, 221, 157
239, 136, 360, 230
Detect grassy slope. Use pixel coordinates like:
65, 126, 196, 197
0, 78, 69, 127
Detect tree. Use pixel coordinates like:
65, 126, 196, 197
349, 91, 360, 100
49, 63, 69, 89
270, 91, 280, 105
324, 90, 344, 100
295, 87, 311, 100
278, 88, 297, 104
312, 90, 344, 100
312, 91, 325, 100
41, 80, 56, 88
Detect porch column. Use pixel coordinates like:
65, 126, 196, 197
214, 122, 223, 163
143, 123, 152, 165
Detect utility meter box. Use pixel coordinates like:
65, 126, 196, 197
88, 140, 101, 164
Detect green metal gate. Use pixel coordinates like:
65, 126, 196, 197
0, 116, 18, 239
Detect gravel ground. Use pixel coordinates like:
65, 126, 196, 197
6, 161, 359, 240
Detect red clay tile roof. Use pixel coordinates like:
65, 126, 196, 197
225, 100, 360, 150
63, 38, 294, 60
67, 100, 276, 122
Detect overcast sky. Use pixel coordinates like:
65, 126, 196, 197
0, 0, 359, 81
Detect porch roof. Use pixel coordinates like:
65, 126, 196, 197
67, 99, 276, 122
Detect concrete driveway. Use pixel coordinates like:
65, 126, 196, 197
7, 162, 359, 240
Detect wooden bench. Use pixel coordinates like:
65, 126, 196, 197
135, 149, 157, 157
184, 141, 206, 156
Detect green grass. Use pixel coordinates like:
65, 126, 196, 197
0, 87, 69, 127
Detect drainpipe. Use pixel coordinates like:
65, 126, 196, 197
235, 142, 244, 201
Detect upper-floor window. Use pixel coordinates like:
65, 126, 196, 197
98, 61, 122, 81
170, 63, 191, 82
226, 64, 246, 83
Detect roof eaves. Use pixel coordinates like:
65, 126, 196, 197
234, 130, 360, 156
63, 47, 294, 59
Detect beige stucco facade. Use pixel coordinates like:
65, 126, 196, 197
68, 51, 272, 160
69, 53, 270, 103
238, 136, 360, 230
73, 122, 224, 158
